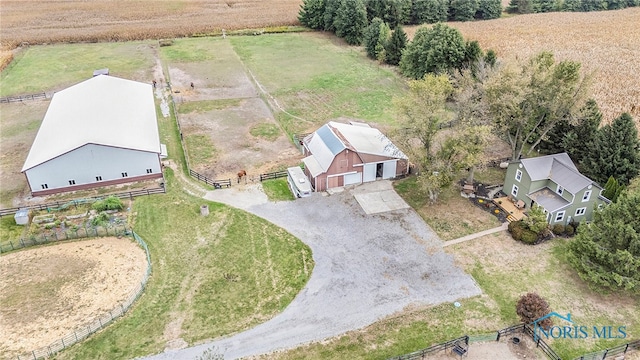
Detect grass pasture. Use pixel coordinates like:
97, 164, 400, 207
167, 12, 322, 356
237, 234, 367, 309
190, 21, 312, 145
230, 33, 408, 134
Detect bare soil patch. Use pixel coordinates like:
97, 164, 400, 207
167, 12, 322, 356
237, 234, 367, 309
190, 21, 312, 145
425, 337, 543, 360
0, 237, 147, 358
169, 40, 301, 180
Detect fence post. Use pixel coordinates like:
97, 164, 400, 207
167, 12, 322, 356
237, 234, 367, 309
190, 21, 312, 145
61, 337, 65, 349
74, 330, 78, 342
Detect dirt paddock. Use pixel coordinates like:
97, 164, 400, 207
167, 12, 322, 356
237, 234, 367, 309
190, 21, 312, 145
0, 237, 148, 358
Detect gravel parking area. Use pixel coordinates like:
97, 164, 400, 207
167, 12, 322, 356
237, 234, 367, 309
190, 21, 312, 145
146, 182, 480, 359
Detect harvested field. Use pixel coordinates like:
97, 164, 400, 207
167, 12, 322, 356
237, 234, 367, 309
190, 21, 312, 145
408, 8, 640, 125
0, 237, 148, 358
0, 0, 303, 49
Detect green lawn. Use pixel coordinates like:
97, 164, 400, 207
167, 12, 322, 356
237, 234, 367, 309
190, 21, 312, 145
0, 41, 157, 96
230, 33, 408, 134
262, 178, 295, 201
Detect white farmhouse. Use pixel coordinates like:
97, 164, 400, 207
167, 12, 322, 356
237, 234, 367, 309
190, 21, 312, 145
21, 75, 163, 196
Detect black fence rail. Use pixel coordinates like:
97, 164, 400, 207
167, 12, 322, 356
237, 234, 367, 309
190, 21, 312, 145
0, 187, 165, 217
522, 324, 562, 360
575, 340, 640, 360
259, 170, 288, 182
387, 336, 469, 360
0, 92, 47, 103
189, 169, 231, 189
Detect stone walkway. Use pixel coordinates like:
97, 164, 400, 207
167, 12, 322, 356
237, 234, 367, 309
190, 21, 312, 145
442, 222, 509, 247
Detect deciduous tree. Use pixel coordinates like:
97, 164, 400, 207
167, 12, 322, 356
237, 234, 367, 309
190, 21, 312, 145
400, 24, 467, 79
567, 189, 640, 292
486, 52, 591, 161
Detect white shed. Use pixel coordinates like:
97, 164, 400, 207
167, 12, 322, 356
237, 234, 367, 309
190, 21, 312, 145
14, 209, 29, 225
21, 75, 163, 196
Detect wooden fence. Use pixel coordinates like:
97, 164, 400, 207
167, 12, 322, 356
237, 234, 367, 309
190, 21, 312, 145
0, 187, 165, 217
13, 231, 152, 360
259, 170, 288, 182
0, 92, 47, 103
189, 169, 231, 188
293, 133, 310, 154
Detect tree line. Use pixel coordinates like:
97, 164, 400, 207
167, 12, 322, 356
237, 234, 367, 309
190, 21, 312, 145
507, 0, 639, 14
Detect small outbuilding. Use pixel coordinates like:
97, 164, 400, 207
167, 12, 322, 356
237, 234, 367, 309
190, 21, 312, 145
21, 75, 163, 196
302, 121, 408, 192
14, 209, 29, 225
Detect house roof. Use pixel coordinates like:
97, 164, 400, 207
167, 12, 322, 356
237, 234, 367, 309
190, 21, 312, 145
21, 75, 159, 172
528, 187, 571, 213
520, 153, 596, 193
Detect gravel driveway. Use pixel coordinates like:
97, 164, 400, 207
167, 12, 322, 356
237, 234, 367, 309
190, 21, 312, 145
145, 181, 481, 359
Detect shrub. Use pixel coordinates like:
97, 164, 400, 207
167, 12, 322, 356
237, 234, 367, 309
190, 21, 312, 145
516, 292, 553, 328
565, 224, 575, 236
92, 196, 124, 212
91, 212, 110, 227
520, 229, 538, 244
552, 224, 566, 235
508, 220, 525, 240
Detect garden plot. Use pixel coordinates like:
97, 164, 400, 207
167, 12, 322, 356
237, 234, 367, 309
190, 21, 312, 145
165, 39, 300, 180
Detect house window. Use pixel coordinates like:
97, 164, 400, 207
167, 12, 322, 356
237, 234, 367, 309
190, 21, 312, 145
146, 168, 153, 174
555, 211, 565, 222
556, 185, 564, 195
515, 169, 522, 182
41, 184, 48, 189
68, 180, 76, 185
511, 184, 519, 197
575, 207, 586, 216
122, 172, 128, 178
582, 190, 592, 202
96, 176, 102, 181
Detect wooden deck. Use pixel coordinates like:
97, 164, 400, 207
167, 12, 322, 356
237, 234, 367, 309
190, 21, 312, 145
494, 197, 526, 221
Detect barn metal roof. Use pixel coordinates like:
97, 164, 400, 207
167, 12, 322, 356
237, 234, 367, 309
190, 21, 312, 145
21, 75, 160, 172
520, 153, 596, 193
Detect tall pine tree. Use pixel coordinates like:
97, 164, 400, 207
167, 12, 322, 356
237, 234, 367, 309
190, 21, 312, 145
299, 0, 326, 30
385, 25, 407, 66
582, 113, 640, 185
334, 0, 368, 45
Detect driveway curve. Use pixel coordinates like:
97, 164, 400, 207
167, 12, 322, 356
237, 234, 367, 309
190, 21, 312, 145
144, 181, 480, 359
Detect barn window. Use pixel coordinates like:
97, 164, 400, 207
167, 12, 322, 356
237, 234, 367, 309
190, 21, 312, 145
96, 176, 102, 181
146, 168, 153, 174
41, 184, 48, 189
122, 172, 128, 178
68, 180, 76, 185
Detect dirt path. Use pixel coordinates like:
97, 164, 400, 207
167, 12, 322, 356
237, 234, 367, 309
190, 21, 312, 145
0, 237, 147, 358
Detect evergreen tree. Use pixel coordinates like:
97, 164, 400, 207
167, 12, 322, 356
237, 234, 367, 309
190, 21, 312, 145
484, 49, 497, 67
400, 24, 467, 79
299, 0, 326, 29
463, 40, 483, 72
602, 176, 624, 202
375, 21, 392, 62
363, 17, 384, 59
475, 0, 503, 19
582, 113, 640, 185
567, 189, 640, 292
334, 0, 368, 45
533, 0, 557, 12
323, 0, 340, 31
365, 0, 411, 28
412, 0, 449, 23
506, 0, 533, 13
385, 25, 407, 66
450, 0, 480, 21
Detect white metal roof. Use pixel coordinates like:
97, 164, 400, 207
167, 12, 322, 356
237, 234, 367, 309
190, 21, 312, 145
302, 155, 325, 177
22, 75, 160, 172
329, 121, 407, 159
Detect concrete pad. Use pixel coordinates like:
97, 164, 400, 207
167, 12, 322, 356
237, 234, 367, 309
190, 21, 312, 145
353, 189, 410, 214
